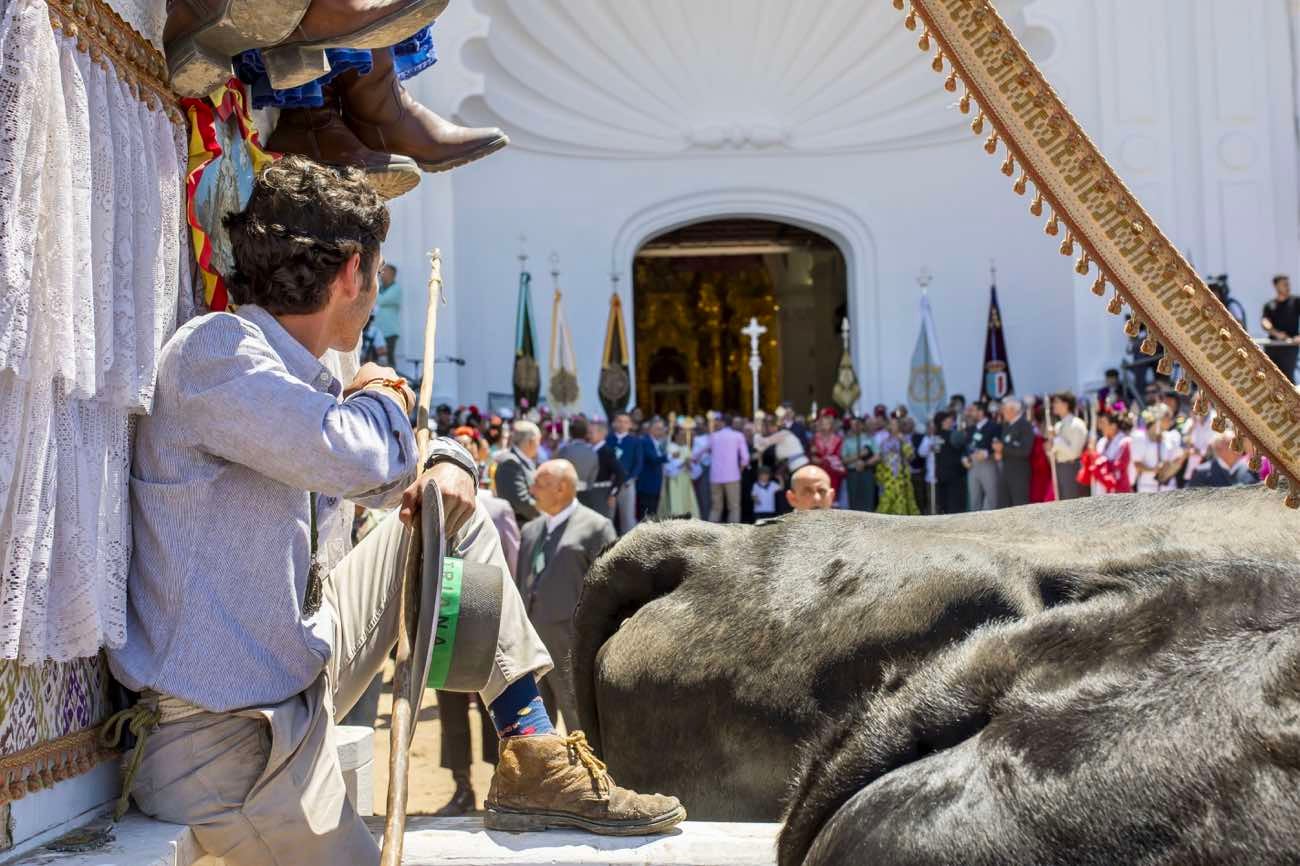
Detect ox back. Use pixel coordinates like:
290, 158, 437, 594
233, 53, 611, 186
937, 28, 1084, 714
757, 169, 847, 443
572, 487, 1300, 821
780, 557, 1300, 866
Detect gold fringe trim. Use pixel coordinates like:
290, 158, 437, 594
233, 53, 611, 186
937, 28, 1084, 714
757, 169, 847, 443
901, 0, 1300, 507
0, 728, 116, 806
46, 0, 183, 125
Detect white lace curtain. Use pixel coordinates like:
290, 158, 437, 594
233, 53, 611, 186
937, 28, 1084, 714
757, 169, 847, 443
0, 0, 188, 662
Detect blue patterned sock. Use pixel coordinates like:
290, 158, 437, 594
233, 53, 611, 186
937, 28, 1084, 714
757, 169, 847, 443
487, 675, 555, 738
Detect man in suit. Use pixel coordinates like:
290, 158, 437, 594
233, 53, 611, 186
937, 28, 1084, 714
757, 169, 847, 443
607, 412, 644, 534
994, 396, 1033, 508
516, 460, 618, 730
558, 416, 624, 519
495, 420, 541, 527
963, 402, 1001, 511
636, 417, 669, 520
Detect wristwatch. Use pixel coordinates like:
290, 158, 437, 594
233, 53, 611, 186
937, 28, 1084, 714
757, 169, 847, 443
423, 436, 480, 487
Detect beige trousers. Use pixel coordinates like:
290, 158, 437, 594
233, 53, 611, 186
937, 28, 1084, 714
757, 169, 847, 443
709, 481, 742, 523
130, 502, 552, 866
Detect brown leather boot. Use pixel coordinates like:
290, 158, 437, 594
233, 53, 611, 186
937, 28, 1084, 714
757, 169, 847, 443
164, 0, 449, 98
261, 0, 450, 92
164, 0, 313, 97
484, 732, 686, 836
339, 47, 509, 174
266, 105, 421, 201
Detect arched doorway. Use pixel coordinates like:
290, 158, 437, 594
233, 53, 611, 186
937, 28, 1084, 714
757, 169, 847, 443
633, 218, 848, 416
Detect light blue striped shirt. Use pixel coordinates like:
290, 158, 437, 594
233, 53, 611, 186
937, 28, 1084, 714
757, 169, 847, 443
108, 305, 417, 711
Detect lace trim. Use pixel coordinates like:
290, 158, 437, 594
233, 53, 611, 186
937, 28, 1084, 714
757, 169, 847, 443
46, 0, 180, 124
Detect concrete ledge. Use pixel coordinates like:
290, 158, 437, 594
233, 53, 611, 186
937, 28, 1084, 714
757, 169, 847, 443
394, 817, 778, 865
9, 814, 778, 866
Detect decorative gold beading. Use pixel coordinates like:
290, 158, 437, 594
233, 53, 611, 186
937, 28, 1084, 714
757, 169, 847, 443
46, 0, 182, 125
900, 0, 1300, 506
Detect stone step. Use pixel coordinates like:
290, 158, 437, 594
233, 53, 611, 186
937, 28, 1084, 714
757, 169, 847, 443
9, 814, 778, 866
394, 816, 778, 866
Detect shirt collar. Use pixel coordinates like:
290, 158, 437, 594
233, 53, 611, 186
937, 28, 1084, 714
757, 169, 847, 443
236, 305, 339, 395
545, 499, 579, 534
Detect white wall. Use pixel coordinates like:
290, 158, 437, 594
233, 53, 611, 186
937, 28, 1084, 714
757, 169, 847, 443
386, 0, 1299, 412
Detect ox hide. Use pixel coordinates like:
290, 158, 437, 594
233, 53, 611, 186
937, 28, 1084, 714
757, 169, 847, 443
573, 486, 1300, 821
780, 556, 1300, 866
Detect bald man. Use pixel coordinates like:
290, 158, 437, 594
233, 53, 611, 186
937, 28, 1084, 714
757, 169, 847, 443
787, 464, 835, 512
517, 460, 618, 729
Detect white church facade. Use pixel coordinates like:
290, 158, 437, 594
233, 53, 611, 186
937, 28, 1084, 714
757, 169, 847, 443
381, 0, 1300, 414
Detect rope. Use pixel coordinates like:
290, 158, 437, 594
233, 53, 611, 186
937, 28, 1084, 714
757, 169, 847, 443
99, 704, 161, 820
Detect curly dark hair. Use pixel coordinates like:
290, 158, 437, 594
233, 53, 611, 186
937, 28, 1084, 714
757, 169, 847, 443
223, 155, 390, 315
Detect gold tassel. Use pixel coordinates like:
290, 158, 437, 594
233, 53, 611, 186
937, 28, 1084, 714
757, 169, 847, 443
1211, 413, 1228, 433
932, 51, 945, 73
945, 70, 958, 91
1045, 212, 1060, 236
893, 0, 905, 9
1231, 433, 1245, 453
984, 131, 999, 154
1157, 355, 1174, 376
1286, 488, 1299, 510
1106, 294, 1124, 316
1001, 153, 1014, 176
1075, 253, 1090, 275
1030, 192, 1044, 216
1013, 173, 1028, 195
1249, 452, 1263, 473
1124, 317, 1140, 338
1141, 335, 1158, 356
959, 91, 972, 113
1191, 390, 1207, 416
1266, 470, 1280, 490
1059, 232, 1074, 256
919, 30, 931, 51
1091, 273, 1106, 296
971, 112, 985, 135
1176, 377, 1191, 396
905, 10, 918, 31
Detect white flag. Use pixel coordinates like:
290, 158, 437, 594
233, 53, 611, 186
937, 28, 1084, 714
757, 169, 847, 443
548, 289, 580, 409
908, 293, 947, 421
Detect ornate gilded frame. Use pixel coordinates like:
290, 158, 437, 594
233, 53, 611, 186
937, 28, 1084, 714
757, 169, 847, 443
904, 0, 1300, 505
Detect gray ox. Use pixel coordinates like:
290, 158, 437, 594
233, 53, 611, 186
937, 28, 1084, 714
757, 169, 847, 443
572, 486, 1300, 822
780, 554, 1300, 865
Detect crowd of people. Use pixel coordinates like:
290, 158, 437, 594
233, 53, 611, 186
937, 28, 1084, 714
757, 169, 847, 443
427, 382, 1264, 540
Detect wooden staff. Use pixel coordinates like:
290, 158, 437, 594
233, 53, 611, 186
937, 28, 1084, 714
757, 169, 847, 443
380, 250, 442, 866
1044, 394, 1060, 501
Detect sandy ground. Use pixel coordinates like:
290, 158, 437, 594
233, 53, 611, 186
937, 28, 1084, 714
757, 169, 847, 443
367, 666, 497, 816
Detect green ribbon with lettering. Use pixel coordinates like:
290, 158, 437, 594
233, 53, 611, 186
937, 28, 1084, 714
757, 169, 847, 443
426, 556, 464, 688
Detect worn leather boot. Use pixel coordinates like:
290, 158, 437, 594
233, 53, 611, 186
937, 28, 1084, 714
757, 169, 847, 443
484, 733, 686, 836
266, 105, 421, 201
261, 0, 450, 92
164, 0, 312, 97
339, 47, 509, 174
164, 0, 449, 98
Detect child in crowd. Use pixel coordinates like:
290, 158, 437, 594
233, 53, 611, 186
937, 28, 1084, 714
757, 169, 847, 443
751, 466, 781, 521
